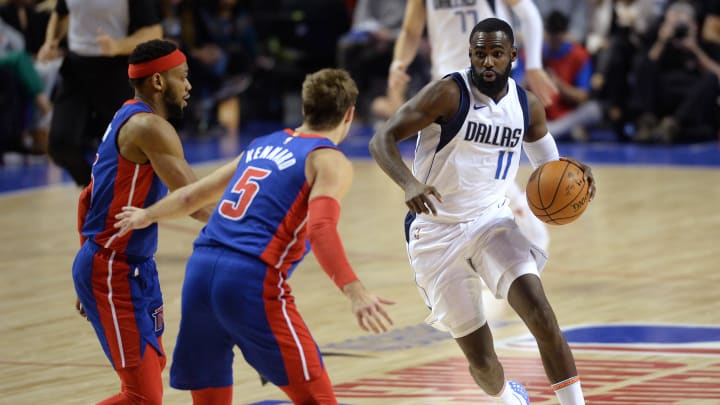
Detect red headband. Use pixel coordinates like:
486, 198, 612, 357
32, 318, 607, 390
128, 49, 187, 79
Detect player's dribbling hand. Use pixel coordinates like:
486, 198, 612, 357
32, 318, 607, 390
560, 157, 596, 201
114, 206, 153, 236
404, 182, 442, 216
343, 281, 395, 334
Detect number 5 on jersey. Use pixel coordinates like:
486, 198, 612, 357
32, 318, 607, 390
219, 166, 271, 220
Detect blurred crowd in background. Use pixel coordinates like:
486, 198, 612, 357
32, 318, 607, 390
1, 0, 719, 167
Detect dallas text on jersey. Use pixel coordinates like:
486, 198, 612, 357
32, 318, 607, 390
464, 121, 522, 147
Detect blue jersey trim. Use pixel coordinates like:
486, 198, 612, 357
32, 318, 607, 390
404, 211, 416, 243
436, 72, 470, 153
515, 83, 530, 133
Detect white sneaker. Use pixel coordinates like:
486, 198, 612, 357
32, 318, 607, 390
508, 380, 530, 404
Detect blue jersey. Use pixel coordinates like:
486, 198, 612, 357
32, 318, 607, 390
195, 129, 336, 270
81, 100, 167, 257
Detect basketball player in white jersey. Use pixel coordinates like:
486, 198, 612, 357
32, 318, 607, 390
369, 18, 595, 404
373, 0, 556, 251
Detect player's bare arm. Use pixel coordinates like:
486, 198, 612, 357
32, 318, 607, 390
370, 79, 460, 215
524, 90, 550, 143
121, 113, 214, 221
503, 0, 558, 106
306, 148, 394, 333
306, 148, 353, 201
115, 155, 241, 235
389, 0, 426, 91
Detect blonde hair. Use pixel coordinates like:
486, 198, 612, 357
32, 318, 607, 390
301, 68, 358, 130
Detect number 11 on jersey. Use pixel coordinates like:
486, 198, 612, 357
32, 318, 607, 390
495, 151, 513, 180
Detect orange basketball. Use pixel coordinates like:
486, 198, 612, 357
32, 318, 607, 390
525, 160, 590, 225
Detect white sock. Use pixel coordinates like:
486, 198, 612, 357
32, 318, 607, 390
552, 376, 586, 405
493, 381, 526, 404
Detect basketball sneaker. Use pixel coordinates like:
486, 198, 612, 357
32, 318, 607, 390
508, 380, 530, 404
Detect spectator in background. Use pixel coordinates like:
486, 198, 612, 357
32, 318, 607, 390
534, 0, 588, 43
0, 0, 49, 55
37, 0, 162, 187
0, 0, 60, 95
178, 0, 255, 139
543, 10, 602, 142
194, 0, 351, 126
645, 0, 720, 143
701, 0, 720, 51
631, 0, 720, 143
336, 0, 415, 125
0, 16, 52, 154
586, 0, 666, 142
1, 0, 58, 154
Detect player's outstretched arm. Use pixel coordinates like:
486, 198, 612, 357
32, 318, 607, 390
306, 148, 395, 333
128, 114, 215, 222
114, 156, 241, 235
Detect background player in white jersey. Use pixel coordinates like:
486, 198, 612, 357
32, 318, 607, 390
369, 18, 595, 404
373, 0, 556, 251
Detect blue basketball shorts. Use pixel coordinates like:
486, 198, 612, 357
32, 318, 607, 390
170, 245, 326, 390
72, 240, 164, 369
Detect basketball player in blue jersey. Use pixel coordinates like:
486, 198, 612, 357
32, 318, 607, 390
114, 68, 395, 404
72, 39, 212, 404
370, 19, 595, 404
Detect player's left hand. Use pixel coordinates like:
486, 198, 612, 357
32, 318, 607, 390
343, 281, 395, 334
561, 157, 596, 201
525, 69, 559, 107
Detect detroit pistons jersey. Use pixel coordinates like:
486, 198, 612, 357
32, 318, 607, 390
195, 129, 336, 269
413, 71, 529, 222
81, 100, 167, 257
426, 0, 512, 79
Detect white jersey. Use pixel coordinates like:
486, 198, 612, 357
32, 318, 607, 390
412, 72, 529, 223
425, 0, 513, 79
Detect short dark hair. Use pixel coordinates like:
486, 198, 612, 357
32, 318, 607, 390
546, 10, 569, 34
128, 39, 178, 86
469, 18, 515, 46
301, 69, 358, 130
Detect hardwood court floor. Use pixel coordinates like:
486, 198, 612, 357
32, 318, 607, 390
1, 160, 719, 404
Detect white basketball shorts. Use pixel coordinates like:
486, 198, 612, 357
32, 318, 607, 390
406, 201, 548, 338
